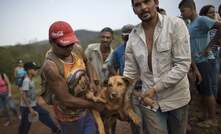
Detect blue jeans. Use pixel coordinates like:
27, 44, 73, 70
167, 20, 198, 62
19, 105, 59, 134
140, 105, 188, 134
60, 111, 97, 134
196, 60, 218, 96
130, 95, 143, 134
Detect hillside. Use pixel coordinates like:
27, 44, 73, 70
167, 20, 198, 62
0, 29, 121, 81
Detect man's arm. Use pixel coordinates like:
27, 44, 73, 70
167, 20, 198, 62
123, 37, 139, 81
42, 60, 101, 110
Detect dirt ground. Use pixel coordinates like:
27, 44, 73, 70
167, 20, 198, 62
0, 81, 221, 134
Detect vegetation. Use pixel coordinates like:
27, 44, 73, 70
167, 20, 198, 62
0, 30, 122, 82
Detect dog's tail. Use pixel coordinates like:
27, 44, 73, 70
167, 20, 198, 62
92, 110, 105, 134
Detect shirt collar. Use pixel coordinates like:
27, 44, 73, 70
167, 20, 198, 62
133, 13, 163, 43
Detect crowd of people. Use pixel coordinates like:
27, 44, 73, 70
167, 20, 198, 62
0, 0, 221, 134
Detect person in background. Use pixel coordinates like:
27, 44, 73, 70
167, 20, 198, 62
0, 73, 13, 127
18, 62, 60, 134
14, 59, 27, 90
124, 0, 191, 134
111, 24, 134, 76
85, 27, 114, 86
199, 5, 221, 106
179, 0, 221, 128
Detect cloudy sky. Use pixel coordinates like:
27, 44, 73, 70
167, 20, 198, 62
0, 0, 220, 46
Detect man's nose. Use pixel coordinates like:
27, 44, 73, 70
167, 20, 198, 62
140, 3, 148, 11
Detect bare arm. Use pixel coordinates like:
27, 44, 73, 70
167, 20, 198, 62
42, 60, 96, 109
190, 60, 202, 85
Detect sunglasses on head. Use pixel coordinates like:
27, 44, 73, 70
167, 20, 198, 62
55, 43, 74, 49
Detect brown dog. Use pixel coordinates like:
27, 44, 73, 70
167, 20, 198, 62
87, 75, 142, 134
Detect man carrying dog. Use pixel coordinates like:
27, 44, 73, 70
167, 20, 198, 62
40, 21, 104, 134
123, 0, 191, 134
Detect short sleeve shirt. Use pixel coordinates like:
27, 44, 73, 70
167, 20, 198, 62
20, 77, 36, 107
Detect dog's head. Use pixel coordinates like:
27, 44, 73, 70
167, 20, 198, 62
107, 75, 130, 100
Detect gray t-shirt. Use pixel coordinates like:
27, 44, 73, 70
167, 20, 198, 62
20, 77, 36, 107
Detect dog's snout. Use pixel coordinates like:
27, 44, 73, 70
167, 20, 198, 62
109, 92, 117, 99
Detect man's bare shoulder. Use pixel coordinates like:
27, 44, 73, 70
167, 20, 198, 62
42, 60, 60, 78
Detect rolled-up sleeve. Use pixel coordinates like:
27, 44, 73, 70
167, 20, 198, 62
123, 38, 139, 80
154, 19, 191, 92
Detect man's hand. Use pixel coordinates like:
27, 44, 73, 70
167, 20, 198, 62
8, 92, 12, 97
29, 108, 38, 120
200, 47, 210, 57
143, 87, 156, 99
194, 69, 202, 85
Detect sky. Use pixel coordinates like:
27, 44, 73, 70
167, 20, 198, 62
0, 0, 220, 46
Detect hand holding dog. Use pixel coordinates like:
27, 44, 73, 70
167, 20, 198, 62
142, 88, 156, 108
92, 102, 105, 112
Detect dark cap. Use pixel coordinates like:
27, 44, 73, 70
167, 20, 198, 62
17, 59, 23, 65
24, 62, 40, 71
121, 24, 134, 36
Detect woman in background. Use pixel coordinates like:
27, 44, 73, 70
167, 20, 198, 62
0, 73, 13, 126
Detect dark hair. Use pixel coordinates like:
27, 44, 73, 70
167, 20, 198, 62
100, 27, 113, 35
178, 0, 196, 10
159, 8, 166, 14
0, 74, 5, 80
131, 0, 134, 6
199, 5, 215, 16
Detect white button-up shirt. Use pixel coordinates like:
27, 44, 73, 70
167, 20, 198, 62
85, 43, 113, 84
124, 14, 191, 112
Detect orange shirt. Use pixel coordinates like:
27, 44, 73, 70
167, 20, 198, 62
54, 54, 87, 122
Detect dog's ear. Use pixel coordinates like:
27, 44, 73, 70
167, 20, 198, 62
122, 77, 131, 87
102, 80, 108, 87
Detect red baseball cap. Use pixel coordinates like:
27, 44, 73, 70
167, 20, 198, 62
49, 21, 79, 46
